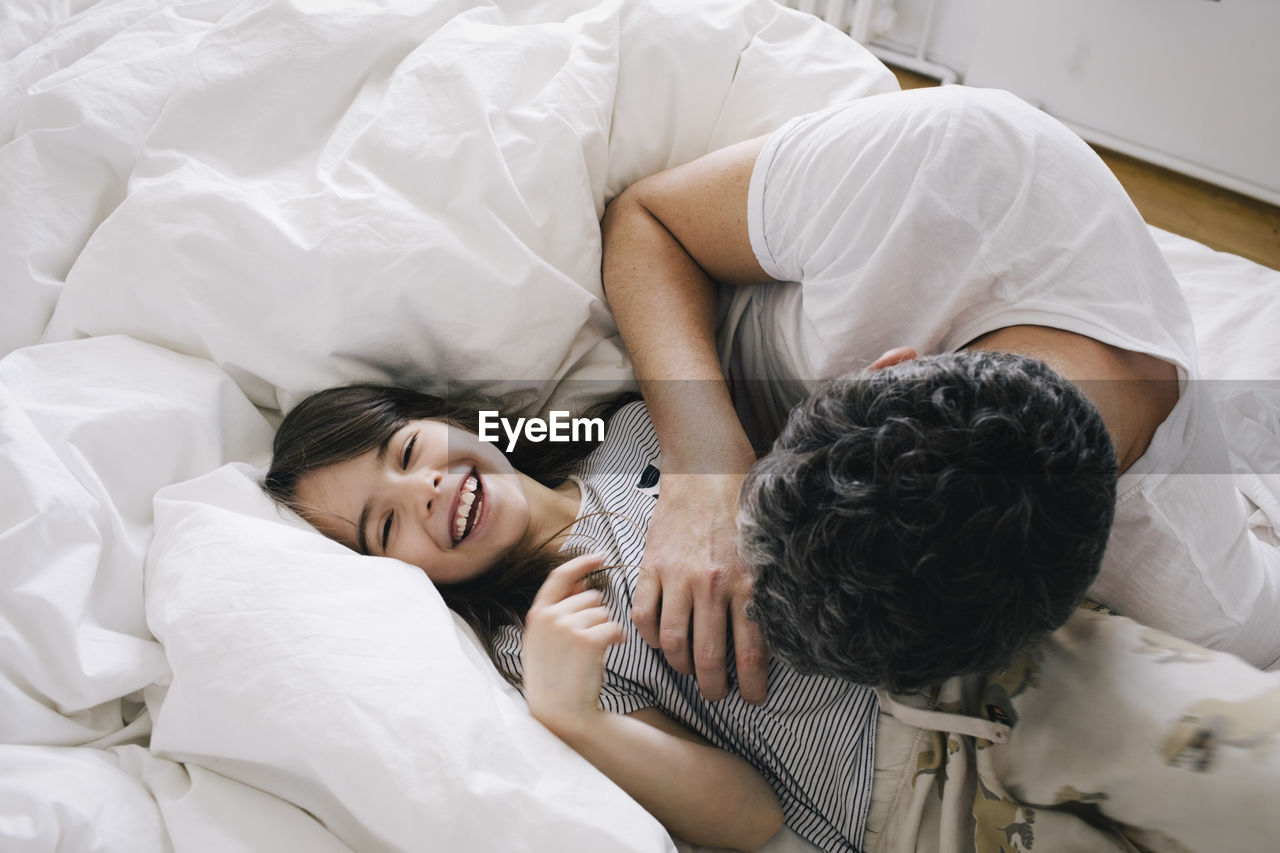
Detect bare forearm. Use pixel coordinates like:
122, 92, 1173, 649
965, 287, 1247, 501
542, 708, 783, 851
598, 142, 776, 702
601, 190, 754, 471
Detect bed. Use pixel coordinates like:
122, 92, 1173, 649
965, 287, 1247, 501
2, 1, 1277, 851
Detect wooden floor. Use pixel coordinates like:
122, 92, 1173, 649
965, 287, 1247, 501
891, 67, 1280, 271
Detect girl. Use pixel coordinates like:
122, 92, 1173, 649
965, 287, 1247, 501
264, 383, 880, 853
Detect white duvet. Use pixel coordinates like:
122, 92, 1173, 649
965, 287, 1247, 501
2, 1, 1277, 852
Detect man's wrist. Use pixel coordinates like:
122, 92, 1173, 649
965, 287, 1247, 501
660, 437, 756, 475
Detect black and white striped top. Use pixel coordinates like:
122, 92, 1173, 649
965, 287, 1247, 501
495, 402, 877, 853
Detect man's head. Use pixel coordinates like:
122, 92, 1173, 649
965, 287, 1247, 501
739, 350, 1117, 693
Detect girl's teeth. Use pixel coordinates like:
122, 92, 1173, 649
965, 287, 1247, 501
454, 474, 479, 541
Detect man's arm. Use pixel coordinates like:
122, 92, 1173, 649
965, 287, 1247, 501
600, 136, 775, 704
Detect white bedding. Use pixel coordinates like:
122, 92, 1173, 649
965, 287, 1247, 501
1, 1, 1276, 852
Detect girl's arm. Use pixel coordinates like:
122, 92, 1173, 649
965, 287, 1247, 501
523, 554, 784, 852
600, 136, 775, 705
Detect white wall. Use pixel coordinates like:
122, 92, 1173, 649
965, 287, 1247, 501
868, 0, 1280, 205
871, 0, 983, 75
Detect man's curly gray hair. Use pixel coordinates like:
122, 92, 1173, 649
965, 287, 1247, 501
739, 350, 1118, 693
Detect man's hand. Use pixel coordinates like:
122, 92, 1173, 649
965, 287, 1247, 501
631, 472, 770, 704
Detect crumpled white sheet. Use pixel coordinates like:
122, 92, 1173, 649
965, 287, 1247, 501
1151, 227, 1280, 549
0, 742, 354, 853
0, 336, 272, 748
1150, 227, 1280, 381
5, 0, 896, 417
0, 1, 896, 850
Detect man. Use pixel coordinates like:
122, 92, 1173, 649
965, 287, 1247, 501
600, 85, 1280, 700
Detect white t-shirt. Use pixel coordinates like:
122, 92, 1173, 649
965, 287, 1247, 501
721, 86, 1280, 668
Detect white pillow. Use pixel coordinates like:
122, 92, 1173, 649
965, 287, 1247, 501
0, 335, 273, 747
145, 463, 676, 853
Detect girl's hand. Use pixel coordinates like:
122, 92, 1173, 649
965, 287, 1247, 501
522, 553, 626, 732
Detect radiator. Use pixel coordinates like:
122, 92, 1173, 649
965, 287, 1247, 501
777, 0, 959, 84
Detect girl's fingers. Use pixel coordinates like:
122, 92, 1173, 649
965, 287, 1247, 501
532, 552, 607, 607
559, 605, 615, 631
529, 590, 604, 624
555, 589, 605, 614
582, 619, 627, 647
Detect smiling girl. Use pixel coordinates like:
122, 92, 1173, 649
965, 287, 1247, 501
264, 383, 885, 853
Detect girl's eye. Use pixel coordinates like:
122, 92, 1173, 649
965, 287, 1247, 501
401, 434, 417, 469
381, 513, 393, 551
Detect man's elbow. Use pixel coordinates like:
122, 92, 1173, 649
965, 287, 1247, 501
601, 185, 631, 237
600, 184, 661, 297
602, 182, 653, 234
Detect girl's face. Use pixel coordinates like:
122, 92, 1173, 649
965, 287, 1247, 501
294, 418, 530, 584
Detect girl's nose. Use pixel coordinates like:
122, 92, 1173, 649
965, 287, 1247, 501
413, 469, 444, 520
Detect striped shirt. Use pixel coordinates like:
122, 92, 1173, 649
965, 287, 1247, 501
495, 402, 877, 852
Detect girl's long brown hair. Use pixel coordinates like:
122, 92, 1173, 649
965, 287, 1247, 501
263, 384, 636, 684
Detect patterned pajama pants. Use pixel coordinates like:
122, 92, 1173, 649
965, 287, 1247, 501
861, 606, 1280, 853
